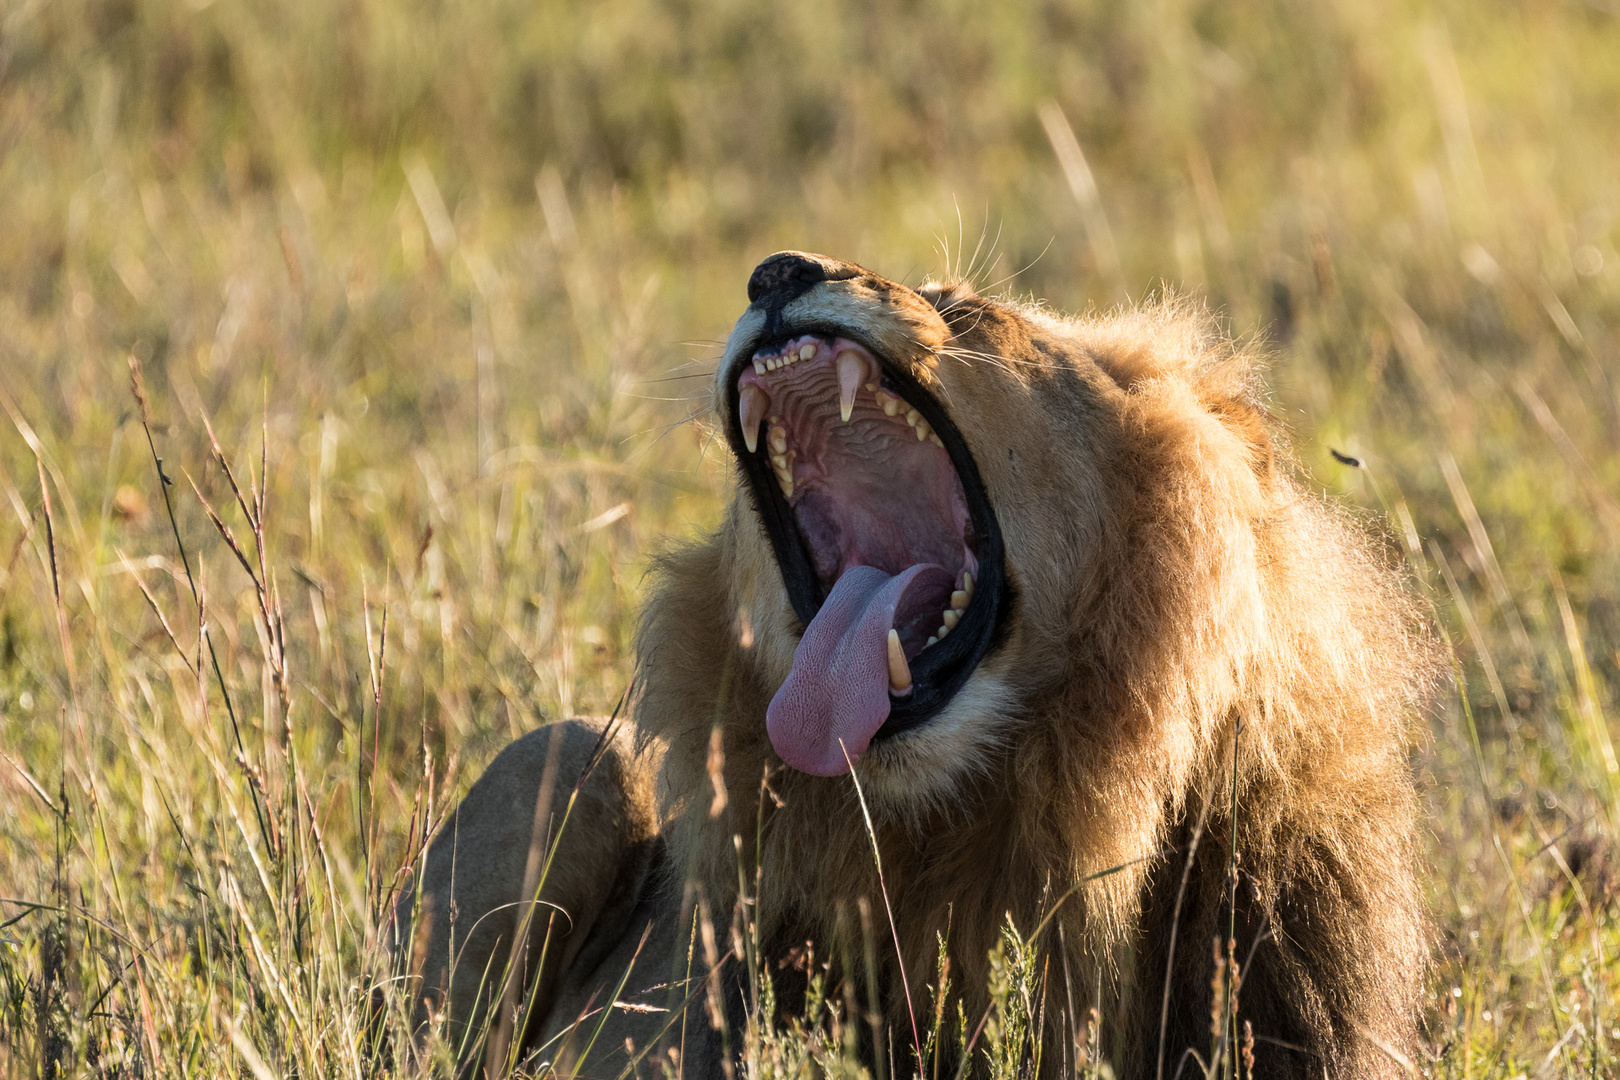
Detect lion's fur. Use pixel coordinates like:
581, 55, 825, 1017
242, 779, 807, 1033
397, 719, 660, 1069
637, 271, 1435, 1076
403, 256, 1435, 1078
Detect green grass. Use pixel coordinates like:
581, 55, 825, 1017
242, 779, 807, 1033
1, 0, 1618, 1074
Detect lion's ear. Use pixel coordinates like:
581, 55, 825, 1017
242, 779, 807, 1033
1205, 395, 1278, 482
917, 279, 976, 312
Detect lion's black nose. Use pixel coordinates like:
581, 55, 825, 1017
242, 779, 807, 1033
747, 251, 855, 305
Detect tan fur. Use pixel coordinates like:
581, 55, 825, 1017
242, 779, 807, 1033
396, 719, 660, 1071
405, 255, 1436, 1078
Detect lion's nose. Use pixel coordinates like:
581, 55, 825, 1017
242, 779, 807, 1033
747, 251, 856, 305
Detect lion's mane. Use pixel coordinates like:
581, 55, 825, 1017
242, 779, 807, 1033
635, 289, 1435, 1077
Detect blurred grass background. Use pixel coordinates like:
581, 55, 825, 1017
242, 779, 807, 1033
0, 0, 1618, 1074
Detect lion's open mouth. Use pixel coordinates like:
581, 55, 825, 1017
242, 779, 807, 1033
726, 332, 1005, 776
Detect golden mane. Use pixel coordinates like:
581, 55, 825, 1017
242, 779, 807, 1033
635, 272, 1436, 1076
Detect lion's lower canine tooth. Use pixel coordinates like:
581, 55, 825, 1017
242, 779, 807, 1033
837, 350, 865, 423
950, 590, 969, 610
887, 629, 911, 692
739, 384, 770, 453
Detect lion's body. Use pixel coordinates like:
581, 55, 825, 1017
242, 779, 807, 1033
399, 255, 1434, 1078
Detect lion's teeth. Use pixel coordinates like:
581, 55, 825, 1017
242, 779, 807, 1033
880, 394, 900, 417
739, 384, 770, 453
769, 426, 787, 454
926, 635, 938, 647
837, 350, 866, 423
904, 408, 919, 428
864, 382, 877, 393
936, 624, 950, 639
914, 418, 932, 441
799, 343, 816, 361
929, 434, 944, 448
950, 590, 969, 610
942, 609, 959, 630
963, 572, 974, 596
887, 630, 911, 692
753, 360, 765, 375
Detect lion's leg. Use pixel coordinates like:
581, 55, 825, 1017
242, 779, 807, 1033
1127, 784, 1425, 1080
393, 718, 657, 1069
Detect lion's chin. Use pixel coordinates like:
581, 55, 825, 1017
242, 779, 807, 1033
849, 669, 1017, 813
725, 330, 1007, 774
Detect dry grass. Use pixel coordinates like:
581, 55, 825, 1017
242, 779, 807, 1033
0, 0, 1617, 1075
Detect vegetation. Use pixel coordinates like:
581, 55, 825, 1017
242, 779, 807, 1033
1, 0, 1617, 1074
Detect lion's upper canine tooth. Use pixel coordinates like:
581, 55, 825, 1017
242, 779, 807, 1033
887, 629, 911, 692
837, 349, 867, 423
739, 384, 770, 454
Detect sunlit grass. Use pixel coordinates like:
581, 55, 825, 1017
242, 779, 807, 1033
1, 0, 1618, 1074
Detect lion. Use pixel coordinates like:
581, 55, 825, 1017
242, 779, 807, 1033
396, 251, 1435, 1078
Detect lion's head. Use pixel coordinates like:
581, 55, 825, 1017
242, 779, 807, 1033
634, 251, 1430, 1075
687, 251, 1408, 810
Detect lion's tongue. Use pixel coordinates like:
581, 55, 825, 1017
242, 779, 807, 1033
767, 563, 948, 777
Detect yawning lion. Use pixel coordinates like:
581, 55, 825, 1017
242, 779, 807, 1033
397, 251, 1435, 1078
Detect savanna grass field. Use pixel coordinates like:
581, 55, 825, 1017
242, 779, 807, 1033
2, 0, 1619, 1075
